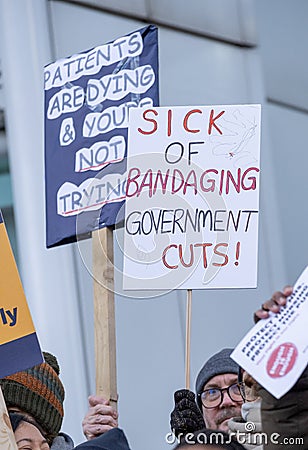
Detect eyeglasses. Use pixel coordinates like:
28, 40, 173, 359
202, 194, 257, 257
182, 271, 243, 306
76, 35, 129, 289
237, 381, 259, 402
237, 368, 259, 402
198, 383, 243, 409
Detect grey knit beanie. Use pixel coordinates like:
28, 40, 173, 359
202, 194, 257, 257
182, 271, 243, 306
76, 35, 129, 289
195, 348, 239, 410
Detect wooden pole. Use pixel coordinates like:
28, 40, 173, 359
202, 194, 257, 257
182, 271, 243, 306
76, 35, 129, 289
0, 387, 17, 450
185, 289, 192, 389
92, 227, 117, 411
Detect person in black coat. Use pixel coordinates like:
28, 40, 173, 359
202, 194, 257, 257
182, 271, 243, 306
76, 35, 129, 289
254, 285, 307, 450
74, 428, 131, 450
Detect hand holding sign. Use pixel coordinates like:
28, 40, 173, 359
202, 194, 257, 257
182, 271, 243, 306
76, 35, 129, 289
82, 395, 118, 440
253, 285, 293, 322
232, 265, 308, 398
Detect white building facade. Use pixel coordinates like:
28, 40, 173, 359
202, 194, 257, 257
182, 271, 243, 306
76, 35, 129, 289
0, 1, 307, 449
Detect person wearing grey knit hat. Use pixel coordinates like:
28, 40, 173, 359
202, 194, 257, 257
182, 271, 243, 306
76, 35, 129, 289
195, 349, 240, 409
195, 348, 242, 432
170, 348, 243, 436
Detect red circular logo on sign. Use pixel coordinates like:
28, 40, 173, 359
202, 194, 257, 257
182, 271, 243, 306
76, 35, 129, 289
266, 343, 298, 378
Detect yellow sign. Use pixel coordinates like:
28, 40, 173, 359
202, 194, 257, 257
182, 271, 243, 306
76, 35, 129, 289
0, 213, 36, 345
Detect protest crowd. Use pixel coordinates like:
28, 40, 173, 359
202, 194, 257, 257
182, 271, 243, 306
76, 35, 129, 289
2, 284, 306, 450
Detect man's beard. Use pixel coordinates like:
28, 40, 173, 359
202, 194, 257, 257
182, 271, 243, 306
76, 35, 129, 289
215, 406, 240, 427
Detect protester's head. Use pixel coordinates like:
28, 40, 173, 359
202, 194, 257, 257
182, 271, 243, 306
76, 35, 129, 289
174, 428, 246, 449
10, 412, 50, 450
195, 348, 242, 431
0, 352, 65, 441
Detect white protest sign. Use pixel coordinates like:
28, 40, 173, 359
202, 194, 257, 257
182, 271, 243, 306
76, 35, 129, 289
123, 105, 261, 290
231, 265, 308, 398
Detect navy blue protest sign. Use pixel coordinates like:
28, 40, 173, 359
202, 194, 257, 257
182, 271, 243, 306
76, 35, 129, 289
45, 25, 159, 248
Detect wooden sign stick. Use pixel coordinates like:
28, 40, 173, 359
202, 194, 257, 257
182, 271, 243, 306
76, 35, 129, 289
185, 289, 192, 389
92, 226, 118, 411
0, 387, 17, 450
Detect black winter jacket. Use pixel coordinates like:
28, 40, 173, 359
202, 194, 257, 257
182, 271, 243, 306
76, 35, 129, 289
74, 428, 131, 450
258, 365, 308, 450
